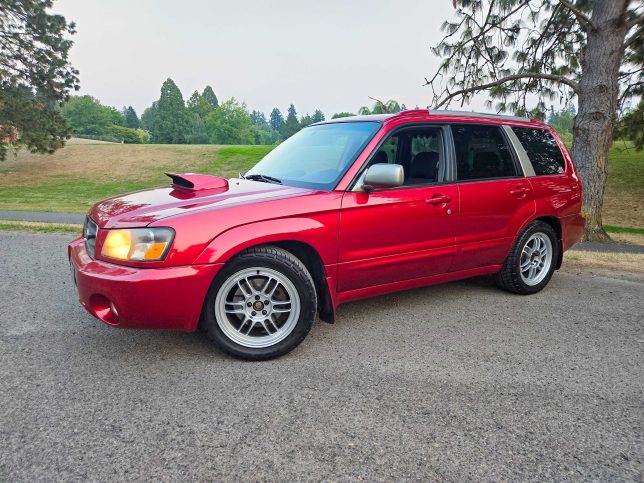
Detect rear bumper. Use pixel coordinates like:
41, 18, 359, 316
68, 239, 222, 331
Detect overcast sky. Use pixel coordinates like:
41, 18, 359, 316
53, 0, 490, 117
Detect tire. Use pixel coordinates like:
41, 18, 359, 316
202, 246, 317, 360
494, 221, 559, 295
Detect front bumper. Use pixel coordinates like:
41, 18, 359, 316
68, 239, 222, 331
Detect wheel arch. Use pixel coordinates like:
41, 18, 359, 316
526, 215, 563, 269
195, 219, 337, 323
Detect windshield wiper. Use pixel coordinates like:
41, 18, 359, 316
244, 174, 282, 184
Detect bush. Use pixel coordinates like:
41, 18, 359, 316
108, 125, 148, 144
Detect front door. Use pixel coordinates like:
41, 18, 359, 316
337, 126, 459, 292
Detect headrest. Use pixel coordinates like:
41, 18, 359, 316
410, 152, 439, 179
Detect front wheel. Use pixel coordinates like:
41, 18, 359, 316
202, 246, 317, 360
494, 221, 559, 295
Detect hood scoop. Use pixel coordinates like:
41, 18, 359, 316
165, 172, 229, 191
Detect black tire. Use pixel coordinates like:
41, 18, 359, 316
494, 221, 559, 295
202, 246, 317, 360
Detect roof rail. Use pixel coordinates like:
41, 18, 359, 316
427, 109, 534, 122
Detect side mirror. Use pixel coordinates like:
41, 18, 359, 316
362, 163, 404, 190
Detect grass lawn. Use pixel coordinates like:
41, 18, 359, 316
0, 141, 273, 213
0, 138, 642, 229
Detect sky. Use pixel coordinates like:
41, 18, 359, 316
53, 0, 490, 117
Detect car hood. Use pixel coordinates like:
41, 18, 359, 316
89, 178, 312, 228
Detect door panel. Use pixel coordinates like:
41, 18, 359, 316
453, 179, 535, 271
337, 185, 459, 292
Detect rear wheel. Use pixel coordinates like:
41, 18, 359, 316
494, 221, 559, 294
202, 246, 317, 360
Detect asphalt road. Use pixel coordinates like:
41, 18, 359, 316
1, 231, 642, 481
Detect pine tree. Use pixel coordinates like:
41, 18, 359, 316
202, 85, 219, 110
0, 1, 79, 160
140, 102, 157, 131
251, 110, 268, 126
312, 110, 325, 123
300, 113, 313, 128
123, 106, 140, 129
151, 78, 190, 144
281, 104, 300, 140
269, 108, 284, 132
187, 90, 213, 119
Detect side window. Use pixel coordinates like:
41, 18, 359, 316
452, 124, 518, 181
512, 127, 566, 175
406, 130, 443, 185
367, 128, 444, 186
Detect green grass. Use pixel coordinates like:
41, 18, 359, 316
604, 225, 644, 235
0, 143, 273, 213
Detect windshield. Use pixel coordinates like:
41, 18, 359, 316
245, 121, 381, 190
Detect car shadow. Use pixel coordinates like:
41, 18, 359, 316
68, 275, 500, 363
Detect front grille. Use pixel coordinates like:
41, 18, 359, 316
84, 216, 98, 258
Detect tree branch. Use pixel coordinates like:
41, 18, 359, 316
557, 0, 595, 31
624, 23, 644, 50
433, 73, 580, 108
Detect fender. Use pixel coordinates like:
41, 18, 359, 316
193, 216, 339, 265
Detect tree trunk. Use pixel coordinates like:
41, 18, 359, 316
572, 0, 629, 242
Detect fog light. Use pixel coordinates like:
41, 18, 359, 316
89, 294, 120, 325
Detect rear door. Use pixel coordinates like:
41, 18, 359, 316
337, 125, 459, 292
451, 123, 535, 271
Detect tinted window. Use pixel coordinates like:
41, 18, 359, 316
452, 125, 517, 180
368, 128, 444, 186
513, 127, 566, 175
247, 122, 380, 190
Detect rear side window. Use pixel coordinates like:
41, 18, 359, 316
512, 127, 566, 175
452, 124, 517, 181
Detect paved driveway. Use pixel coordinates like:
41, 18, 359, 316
1, 232, 642, 481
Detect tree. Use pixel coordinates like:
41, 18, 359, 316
280, 104, 301, 139
358, 99, 402, 114
251, 110, 268, 126
312, 109, 325, 123
202, 85, 219, 109
151, 78, 190, 144
186, 113, 210, 144
140, 102, 157, 131
123, 106, 140, 129
332, 112, 355, 119
425, 0, 643, 240
616, 99, 644, 149
269, 108, 284, 131
548, 105, 576, 137
299, 113, 314, 128
187, 90, 213, 119
61, 96, 124, 135
205, 98, 254, 144
0, 0, 79, 160
252, 123, 279, 145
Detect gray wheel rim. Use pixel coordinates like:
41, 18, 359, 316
214, 267, 301, 349
520, 232, 553, 286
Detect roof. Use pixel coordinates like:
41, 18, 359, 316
321, 109, 543, 125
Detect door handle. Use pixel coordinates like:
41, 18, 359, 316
425, 194, 451, 204
510, 187, 531, 196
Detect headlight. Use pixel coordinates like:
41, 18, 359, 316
101, 228, 175, 261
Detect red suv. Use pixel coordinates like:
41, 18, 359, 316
69, 110, 584, 359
